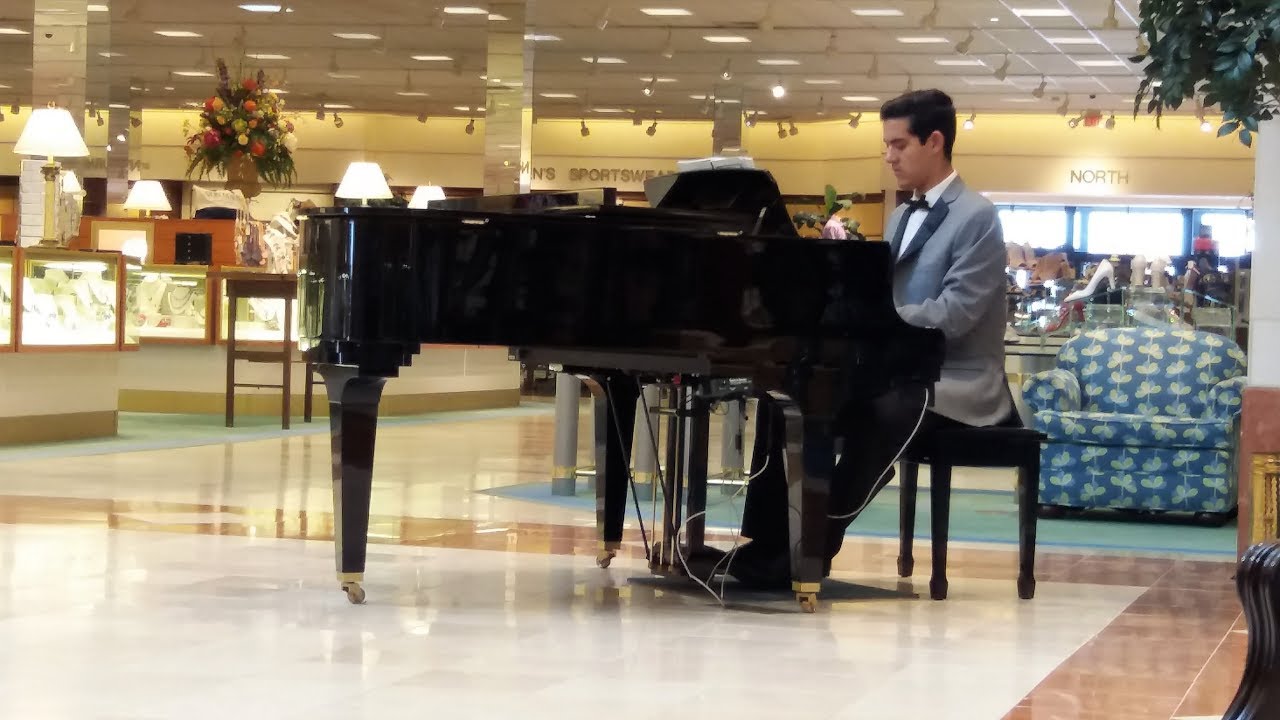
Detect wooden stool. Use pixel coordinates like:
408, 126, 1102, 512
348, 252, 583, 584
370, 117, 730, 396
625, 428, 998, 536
898, 425, 1043, 601
218, 270, 313, 430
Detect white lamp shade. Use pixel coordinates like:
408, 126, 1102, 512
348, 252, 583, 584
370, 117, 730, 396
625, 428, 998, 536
408, 185, 446, 208
123, 180, 172, 212
14, 106, 90, 158
61, 170, 83, 195
336, 161, 393, 201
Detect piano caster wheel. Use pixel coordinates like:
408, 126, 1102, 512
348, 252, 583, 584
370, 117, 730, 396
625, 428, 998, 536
342, 582, 366, 605
797, 592, 819, 614
596, 549, 617, 569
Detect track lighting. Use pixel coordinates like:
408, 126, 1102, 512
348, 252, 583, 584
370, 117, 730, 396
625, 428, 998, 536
417, 112, 428, 123
316, 108, 326, 120
1056, 93, 1070, 116
130, 116, 142, 128
776, 121, 786, 139
333, 113, 344, 128
96, 112, 104, 127
963, 112, 975, 130
787, 121, 798, 137
825, 31, 838, 57
1105, 113, 1117, 130
1067, 115, 1080, 128
771, 80, 785, 99
994, 55, 1010, 81
1102, 0, 1119, 29
866, 54, 879, 79
955, 30, 973, 54
921, 0, 938, 29
905, 74, 914, 93
702, 94, 714, 115
643, 77, 657, 97
10, 103, 18, 115
745, 112, 757, 128
1136, 34, 1150, 55
720, 60, 732, 80
816, 96, 826, 116
661, 29, 675, 59
646, 120, 657, 136
595, 6, 610, 30
579, 119, 589, 137
848, 112, 861, 129
1032, 76, 1047, 99
465, 118, 475, 134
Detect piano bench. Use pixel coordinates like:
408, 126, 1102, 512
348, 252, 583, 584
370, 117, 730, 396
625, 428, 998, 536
897, 426, 1044, 601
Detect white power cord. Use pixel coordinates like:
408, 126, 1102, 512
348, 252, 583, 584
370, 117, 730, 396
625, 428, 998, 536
827, 388, 931, 521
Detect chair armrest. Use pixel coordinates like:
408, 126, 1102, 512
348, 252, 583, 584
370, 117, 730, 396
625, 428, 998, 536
1022, 368, 1082, 413
1206, 376, 1247, 421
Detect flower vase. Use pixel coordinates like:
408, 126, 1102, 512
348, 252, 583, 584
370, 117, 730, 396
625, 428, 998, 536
225, 154, 262, 199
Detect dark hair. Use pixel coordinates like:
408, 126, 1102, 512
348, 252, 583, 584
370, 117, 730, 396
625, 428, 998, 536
879, 89, 957, 160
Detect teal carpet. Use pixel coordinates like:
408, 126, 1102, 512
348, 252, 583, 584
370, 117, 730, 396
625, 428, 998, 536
481, 481, 1237, 557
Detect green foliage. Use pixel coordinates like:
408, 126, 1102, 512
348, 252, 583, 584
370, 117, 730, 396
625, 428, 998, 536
1131, 0, 1280, 147
792, 184, 865, 239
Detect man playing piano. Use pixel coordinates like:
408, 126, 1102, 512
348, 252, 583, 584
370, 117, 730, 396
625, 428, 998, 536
706, 89, 1015, 588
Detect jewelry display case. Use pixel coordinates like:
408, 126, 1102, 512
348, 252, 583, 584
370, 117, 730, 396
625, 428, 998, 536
215, 270, 299, 344
0, 246, 14, 351
125, 264, 213, 344
16, 248, 124, 350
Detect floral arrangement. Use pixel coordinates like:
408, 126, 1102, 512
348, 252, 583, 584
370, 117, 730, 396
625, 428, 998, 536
184, 59, 298, 187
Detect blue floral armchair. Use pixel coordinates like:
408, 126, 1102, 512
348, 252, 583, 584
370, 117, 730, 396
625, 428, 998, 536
1022, 327, 1247, 520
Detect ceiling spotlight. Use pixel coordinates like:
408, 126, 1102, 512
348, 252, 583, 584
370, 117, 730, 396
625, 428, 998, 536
10, 103, 18, 115
465, 118, 476, 134
776, 121, 786, 139
921, 0, 939, 28
1136, 34, 1150, 55
643, 77, 657, 96
646, 120, 658, 136
1201, 119, 1213, 132
1067, 115, 1081, 128
1032, 76, 1047, 98
1105, 113, 1116, 129
595, 5, 610, 30
825, 30, 838, 57
316, 108, 326, 120
580, 119, 590, 137
994, 54, 1010, 81
1056, 93, 1070, 116
333, 113, 344, 128
788, 121, 798, 136
720, 60, 732, 80
417, 112, 428, 123
905, 74, 914, 93
816, 96, 826, 116
963, 112, 975, 130
661, 29, 675, 59
1102, 0, 1119, 29
96, 113, 104, 127
866, 54, 880, 79
955, 30, 974, 54
771, 80, 786, 99
702, 94, 714, 115
745, 112, 757, 128
848, 112, 861, 129
130, 116, 142, 128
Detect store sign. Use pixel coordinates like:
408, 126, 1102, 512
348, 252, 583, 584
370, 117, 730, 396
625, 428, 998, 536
1070, 168, 1130, 185
521, 161, 676, 186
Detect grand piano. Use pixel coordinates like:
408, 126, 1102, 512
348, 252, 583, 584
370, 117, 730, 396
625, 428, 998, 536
297, 168, 944, 611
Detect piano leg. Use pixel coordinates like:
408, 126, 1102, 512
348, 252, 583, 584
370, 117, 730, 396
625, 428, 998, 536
319, 365, 388, 605
770, 392, 834, 613
578, 374, 638, 569
683, 388, 710, 555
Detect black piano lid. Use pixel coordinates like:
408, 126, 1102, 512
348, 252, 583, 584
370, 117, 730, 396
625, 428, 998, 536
643, 169, 796, 237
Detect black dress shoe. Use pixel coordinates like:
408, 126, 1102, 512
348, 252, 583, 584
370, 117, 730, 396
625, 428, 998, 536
679, 545, 729, 584
723, 541, 792, 591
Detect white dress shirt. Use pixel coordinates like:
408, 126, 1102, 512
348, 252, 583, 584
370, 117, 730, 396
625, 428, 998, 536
898, 170, 959, 259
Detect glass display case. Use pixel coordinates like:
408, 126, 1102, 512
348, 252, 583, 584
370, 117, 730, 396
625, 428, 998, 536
215, 271, 299, 344
17, 248, 123, 349
0, 246, 14, 351
125, 264, 213, 344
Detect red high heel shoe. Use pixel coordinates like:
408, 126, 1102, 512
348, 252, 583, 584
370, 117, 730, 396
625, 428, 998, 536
1043, 300, 1084, 335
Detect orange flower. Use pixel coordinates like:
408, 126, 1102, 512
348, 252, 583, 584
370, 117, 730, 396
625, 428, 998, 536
243, 99, 257, 113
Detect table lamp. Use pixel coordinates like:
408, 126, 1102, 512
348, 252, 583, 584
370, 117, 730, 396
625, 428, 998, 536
123, 180, 172, 218
13, 104, 90, 246
408, 184, 446, 209
335, 161, 393, 206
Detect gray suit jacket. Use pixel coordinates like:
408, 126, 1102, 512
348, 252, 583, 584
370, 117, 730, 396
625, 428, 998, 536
888, 177, 1012, 427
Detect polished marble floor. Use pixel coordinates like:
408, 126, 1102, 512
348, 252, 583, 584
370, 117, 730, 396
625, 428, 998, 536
0, 404, 1247, 719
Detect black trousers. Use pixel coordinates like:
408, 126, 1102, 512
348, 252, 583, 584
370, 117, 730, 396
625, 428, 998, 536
740, 386, 969, 562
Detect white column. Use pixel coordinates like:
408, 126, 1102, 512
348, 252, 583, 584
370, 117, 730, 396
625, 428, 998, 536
1250, 119, 1280, 387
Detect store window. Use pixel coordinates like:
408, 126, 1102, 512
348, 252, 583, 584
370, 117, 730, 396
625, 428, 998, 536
1084, 209, 1185, 257
997, 207, 1070, 250
1196, 211, 1254, 257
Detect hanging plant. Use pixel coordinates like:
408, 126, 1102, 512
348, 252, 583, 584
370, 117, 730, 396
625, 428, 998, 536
1131, 0, 1280, 147
183, 58, 299, 187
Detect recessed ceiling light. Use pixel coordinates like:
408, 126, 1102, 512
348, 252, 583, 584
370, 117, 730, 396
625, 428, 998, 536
453, 105, 474, 112
1046, 37, 1104, 44
1074, 59, 1126, 66
935, 59, 986, 66
0, 27, 30, 35
238, 3, 282, 10
592, 108, 626, 113
411, 55, 453, 61
804, 78, 842, 85
396, 91, 429, 97
108, 103, 129, 109
842, 95, 880, 102
641, 8, 693, 15
247, 53, 291, 60
323, 103, 353, 109
990, 16, 1000, 21
524, 33, 560, 41
582, 56, 627, 63
163, 86, 175, 91
896, 36, 949, 44
539, 92, 578, 98
703, 35, 751, 43
172, 70, 214, 77
328, 72, 361, 79
88, 4, 110, 11
640, 76, 677, 83
333, 32, 380, 40
154, 30, 203, 38
851, 8, 904, 16
1002, 97, 1040, 103
99, 51, 124, 58
1012, 7, 1073, 16
758, 58, 801, 66
443, 6, 487, 13
488, 13, 508, 20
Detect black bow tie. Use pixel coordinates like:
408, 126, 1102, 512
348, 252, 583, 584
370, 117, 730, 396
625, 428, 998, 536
906, 197, 930, 211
